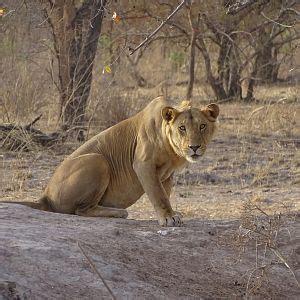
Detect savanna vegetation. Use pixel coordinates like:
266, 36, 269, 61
0, 0, 299, 298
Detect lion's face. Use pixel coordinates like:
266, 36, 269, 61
162, 103, 219, 163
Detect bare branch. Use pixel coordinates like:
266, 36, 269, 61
270, 247, 300, 288
273, 34, 300, 46
129, 0, 187, 55
260, 12, 294, 28
226, 0, 268, 15
25, 114, 43, 129
145, 10, 189, 36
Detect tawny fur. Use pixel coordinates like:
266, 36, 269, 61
5, 97, 219, 226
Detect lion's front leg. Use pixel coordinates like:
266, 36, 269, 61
162, 175, 183, 226
163, 175, 182, 218
157, 211, 183, 227
133, 161, 183, 227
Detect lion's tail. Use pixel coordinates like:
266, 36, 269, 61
0, 196, 53, 212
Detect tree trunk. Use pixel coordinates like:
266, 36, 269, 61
246, 55, 259, 101
126, 49, 148, 88
271, 47, 280, 82
186, 6, 199, 100
217, 37, 231, 92
256, 42, 274, 83
217, 36, 242, 100
128, 66, 147, 87
227, 65, 242, 99
186, 30, 196, 100
108, 20, 120, 79
255, 28, 279, 84
196, 35, 227, 101
227, 47, 242, 99
45, 0, 107, 140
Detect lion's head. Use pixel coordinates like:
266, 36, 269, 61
161, 103, 219, 163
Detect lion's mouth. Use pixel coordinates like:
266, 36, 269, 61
191, 154, 200, 159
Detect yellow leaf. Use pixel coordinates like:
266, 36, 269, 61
105, 65, 111, 73
0, 8, 6, 16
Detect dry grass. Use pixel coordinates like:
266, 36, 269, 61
226, 197, 300, 296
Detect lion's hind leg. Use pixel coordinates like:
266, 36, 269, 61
68, 154, 128, 219
44, 153, 128, 218
75, 205, 128, 218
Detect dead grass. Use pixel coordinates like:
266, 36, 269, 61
226, 197, 300, 296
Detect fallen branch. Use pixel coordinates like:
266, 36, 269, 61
0, 115, 63, 151
129, 0, 187, 55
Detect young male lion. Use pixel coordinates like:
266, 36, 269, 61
9, 96, 219, 226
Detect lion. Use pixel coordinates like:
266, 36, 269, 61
5, 96, 219, 226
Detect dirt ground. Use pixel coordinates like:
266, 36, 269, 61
1, 100, 300, 298
0, 204, 299, 299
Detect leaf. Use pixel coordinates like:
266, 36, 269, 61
112, 12, 121, 23
0, 8, 7, 17
104, 65, 111, 73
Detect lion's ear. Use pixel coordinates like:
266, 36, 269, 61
201, 103, 219, 121
161, 107, 179, 123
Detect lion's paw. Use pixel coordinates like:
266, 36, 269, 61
173, 211, 183, 218
158, 212, 183, 227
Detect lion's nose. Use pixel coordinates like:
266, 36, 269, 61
189, 145, 200, 152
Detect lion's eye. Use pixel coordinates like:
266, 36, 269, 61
179, 125, 186, 131
200, 124, 206, 131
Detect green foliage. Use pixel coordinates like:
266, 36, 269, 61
0, 35, 15, 57
168, 51, 185, 69
98, 34, 112, 49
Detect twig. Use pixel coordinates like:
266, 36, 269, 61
247, 97, 288, 120
284, 7, 300, 16
129, 0, 187, 55
246, 265, 268, 297
248, 106, 265, 120
1, 9, 16, 18
270, 247, 300, 288
260, 12, 293, 28
77, 241, 117, 300
254, 205, 270, 217
25, 114, 42, 129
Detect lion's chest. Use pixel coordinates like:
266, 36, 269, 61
157, 164, 175, 182
156, 153, 187, 182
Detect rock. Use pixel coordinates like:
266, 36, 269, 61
0, 203, 299, 299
